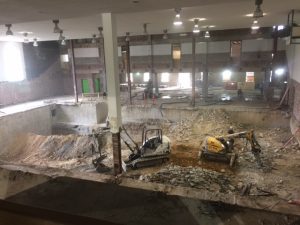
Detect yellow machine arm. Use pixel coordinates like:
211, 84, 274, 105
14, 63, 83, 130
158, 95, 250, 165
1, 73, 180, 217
216, 130, 261, 153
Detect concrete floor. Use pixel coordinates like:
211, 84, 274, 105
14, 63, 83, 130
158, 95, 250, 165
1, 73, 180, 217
1, 173, 299, 225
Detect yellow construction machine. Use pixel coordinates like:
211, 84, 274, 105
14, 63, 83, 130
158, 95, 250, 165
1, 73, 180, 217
199, 129, 261, 167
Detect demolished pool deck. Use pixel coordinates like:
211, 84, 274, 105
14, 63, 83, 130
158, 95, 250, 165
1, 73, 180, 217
0, 101, 300, 219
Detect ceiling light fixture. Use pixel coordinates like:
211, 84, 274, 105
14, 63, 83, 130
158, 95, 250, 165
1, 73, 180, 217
5, 24, 13, 36
58, 30, 66, 46
188, 18, 206, 22
253, 0, 264, 19
61, 37, 66, 46
98, 27, 103, 38
173, 8, 183, 26
33, 38, 38, 47
163, 29, 168, 40
53, 20, 61, 33
125, 32, 130, 42
59, 30, 65, 41
143, 23, 148, 35
193, 19, 200, 33
23, 33, 29, 43
251, 19, 260, 30
91, 34, 97, 44
204, 27, 210, 38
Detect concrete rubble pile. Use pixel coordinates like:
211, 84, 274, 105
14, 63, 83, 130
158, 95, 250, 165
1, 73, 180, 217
0, 132, 112, 170
138, 165, 237, 194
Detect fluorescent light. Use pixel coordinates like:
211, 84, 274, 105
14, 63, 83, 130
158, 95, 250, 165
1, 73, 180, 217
278, 25, 285, 30
245, 13, 267, 17
189, 18, 206, 22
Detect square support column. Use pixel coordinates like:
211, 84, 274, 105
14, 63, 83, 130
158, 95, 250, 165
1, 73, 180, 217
102, 13, 122, 175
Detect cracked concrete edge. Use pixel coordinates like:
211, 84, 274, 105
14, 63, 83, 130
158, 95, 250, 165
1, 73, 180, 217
0, 164, 298, 217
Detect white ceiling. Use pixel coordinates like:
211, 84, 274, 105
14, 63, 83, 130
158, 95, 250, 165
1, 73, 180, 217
0, 0, 299, 42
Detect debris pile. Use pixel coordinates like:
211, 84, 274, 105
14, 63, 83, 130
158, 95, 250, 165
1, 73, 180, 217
138, 165, 236, 194
0, 132, 112, 171
165, 109, 238, 144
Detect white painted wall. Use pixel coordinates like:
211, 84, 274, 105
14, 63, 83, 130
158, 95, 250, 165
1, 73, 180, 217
53, 102, 108, 125
130, 45, 151, 56
196, 42, 207, 54
153, 44, 171, 55
287, 44, 300, 83
0, 106, 52, 154
242, 39, 273, 52
74, 48, 99, 58
181, 43, 192, 55
209, 41, 230, 53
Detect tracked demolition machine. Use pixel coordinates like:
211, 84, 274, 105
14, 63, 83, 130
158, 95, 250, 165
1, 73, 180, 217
121, 126, 171, 169
199, 129, 262, 167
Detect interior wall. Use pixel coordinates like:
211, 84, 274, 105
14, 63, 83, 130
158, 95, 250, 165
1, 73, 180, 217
0, 60, 66, 106
0, 105, 52, 154
286, 44, 300, 144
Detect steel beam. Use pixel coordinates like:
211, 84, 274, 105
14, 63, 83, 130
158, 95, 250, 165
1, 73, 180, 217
69, 40, 79, 103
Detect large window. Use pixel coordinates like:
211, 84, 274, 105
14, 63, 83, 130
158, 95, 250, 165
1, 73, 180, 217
178, 73, 191, 88
0, 42, 26, 82
161, 73, 170, 83
143, 72, 150, 82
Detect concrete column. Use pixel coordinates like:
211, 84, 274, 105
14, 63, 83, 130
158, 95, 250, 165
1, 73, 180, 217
102, 13, 122, 175
150, 36, 159, 95
125, 40, 132, 104
191, 36, 196, 107
202, 41, 209, 101
98, 34, 107, 93
69, 40, 79, 103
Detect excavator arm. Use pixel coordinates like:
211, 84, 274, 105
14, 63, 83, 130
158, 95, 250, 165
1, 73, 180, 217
216, 130, 261, 153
